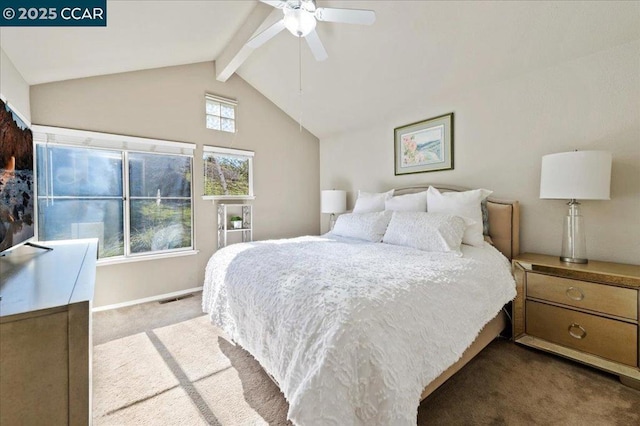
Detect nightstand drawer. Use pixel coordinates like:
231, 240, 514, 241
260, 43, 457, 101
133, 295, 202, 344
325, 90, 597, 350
526, 300, 637, 366
526, 272, 637, 320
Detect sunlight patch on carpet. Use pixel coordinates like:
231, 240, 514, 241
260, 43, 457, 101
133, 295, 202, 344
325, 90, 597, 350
95, 387, 207, 426
153, 315, 232, 382
93, 333, 179, 418
92, 316, 271, 425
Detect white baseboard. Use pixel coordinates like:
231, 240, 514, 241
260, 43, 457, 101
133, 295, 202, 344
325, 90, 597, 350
92, 287, 203, 312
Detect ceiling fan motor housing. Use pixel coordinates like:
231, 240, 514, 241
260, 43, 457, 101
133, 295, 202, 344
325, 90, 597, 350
284, 1, 317, 37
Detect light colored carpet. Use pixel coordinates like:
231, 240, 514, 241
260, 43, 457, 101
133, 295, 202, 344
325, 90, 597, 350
93, 314, 290, 425
93, 293, 640, 425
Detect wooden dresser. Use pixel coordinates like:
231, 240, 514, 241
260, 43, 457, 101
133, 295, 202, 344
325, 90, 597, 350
0, 240, 98, 425
512, 253, 640, 389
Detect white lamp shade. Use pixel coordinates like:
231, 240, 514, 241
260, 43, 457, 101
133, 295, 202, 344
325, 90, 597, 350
540, 151, 612, 200
321, 190, 347, 214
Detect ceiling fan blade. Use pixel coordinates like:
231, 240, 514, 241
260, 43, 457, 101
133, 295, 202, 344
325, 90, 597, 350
259, 0, 287, 9
305, 29, 328, 62
315, 7, 376, 25
247, 19, 286, 48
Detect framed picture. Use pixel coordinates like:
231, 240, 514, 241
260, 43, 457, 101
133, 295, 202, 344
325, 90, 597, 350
394, 112, 454, 175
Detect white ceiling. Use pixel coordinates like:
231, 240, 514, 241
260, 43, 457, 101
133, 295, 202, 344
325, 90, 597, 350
2, 1, 639, 140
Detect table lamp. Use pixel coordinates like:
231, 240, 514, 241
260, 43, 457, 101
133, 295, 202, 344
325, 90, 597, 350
321, 190, 346, 230
539, 150, 612, 264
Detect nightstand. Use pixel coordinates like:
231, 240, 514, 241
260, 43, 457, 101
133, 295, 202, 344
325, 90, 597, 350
512, 253, 640, 390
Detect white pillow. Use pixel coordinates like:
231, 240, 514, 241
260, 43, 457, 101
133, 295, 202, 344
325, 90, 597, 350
352, 189, 394, 213
384, 191, 428, 212
382, 212, 466, 255
426, 186, 492, 247
331, 211, 393, 242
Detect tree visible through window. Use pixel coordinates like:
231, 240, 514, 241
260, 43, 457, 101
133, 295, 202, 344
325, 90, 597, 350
203, 146, 253, 199
128, 153, 192, 254
34, 127, 195, 260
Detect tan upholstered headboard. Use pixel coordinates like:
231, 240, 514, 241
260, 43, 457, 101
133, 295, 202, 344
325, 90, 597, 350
393, 185, 520, 260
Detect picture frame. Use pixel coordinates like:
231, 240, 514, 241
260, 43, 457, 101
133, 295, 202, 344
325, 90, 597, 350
394, 112, 454, 175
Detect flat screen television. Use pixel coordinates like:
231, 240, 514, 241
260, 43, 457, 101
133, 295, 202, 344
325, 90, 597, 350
0, 98, 35, 254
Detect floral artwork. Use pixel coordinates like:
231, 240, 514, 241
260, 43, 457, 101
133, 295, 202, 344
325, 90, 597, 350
394, 113, 453, 175
401, 125, 444, 167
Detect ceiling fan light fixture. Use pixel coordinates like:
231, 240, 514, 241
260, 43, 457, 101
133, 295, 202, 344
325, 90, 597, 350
283, 8, 316, 37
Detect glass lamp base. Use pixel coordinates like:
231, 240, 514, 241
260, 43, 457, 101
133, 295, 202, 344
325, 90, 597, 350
329, 213, 337, 231
560, 255, 588, 264
560, 200, 588, 264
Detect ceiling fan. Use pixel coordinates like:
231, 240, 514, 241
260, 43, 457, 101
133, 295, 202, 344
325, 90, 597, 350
247, 0, 376, 61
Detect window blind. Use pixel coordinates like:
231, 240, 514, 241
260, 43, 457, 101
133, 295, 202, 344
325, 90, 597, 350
32, 125, 195, 156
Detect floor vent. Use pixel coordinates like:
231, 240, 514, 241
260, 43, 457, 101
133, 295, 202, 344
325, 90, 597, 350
158, 293, 194, 304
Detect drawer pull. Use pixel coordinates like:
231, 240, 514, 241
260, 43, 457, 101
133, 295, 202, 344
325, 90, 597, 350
565, 286, 585, 301
568, 323, 587, 339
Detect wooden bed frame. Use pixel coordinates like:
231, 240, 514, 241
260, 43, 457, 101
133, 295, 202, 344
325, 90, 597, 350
393, 185, 520, 400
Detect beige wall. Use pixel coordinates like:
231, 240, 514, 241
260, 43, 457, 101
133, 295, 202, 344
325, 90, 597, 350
0, 48, 30, 122
31, 61, 320, 307
320, 41, 640, 265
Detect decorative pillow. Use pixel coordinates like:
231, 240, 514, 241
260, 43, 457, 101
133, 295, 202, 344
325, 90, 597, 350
382, 212, 466, 255
384, 191, 428, 212
352, 189, 394, 213
426, 186, 492, 247
331, 211, 393, 242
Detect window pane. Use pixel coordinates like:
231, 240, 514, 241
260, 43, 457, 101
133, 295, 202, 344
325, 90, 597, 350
37, 199, 124, 258
36, 145, 122, 197
221, 118, 235, 133
205, 100, 220, 116
129, 153, 191, 198
129, 200, 191, 254
220, 104, 235, 119
203, 154, 249, 196
206, 115, 220, 130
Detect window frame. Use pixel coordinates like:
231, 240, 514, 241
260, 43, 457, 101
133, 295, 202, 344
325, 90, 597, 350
205, 93, 237, 133
124, 150, 194, 259
32, 125, 197, 264
202, 145, 254, 201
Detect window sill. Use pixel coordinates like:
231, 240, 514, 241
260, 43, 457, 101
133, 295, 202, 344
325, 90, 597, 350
97, 249, 199, 266
202, 195, 256, 201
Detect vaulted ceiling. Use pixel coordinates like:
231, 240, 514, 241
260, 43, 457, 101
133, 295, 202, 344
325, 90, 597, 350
1, 1, 639, 139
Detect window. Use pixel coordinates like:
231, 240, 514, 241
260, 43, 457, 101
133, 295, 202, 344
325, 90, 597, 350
36, 145, 125, 258
202, 146, 254, 199
33, 126, 195, 261
128, 153, 192, 254
205, 94, 236, 133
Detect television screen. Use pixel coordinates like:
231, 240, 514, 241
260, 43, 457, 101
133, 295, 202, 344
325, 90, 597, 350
0, 98, 35, 254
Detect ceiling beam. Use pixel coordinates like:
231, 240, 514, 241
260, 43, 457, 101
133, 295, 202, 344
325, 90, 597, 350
215, 3, 281, 82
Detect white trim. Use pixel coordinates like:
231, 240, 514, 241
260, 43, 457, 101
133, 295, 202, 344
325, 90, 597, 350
205, 93, 237, 106
32, 125, 196, 152
203, 145, 254, 157
97, 249, 199, 266
122, 150, 132, 257
0, 93, 32, 128
92, 286, 203, 312
202, 195, 256, 201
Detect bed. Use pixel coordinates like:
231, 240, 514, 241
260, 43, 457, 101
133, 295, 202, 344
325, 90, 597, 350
203, 184, 520, 425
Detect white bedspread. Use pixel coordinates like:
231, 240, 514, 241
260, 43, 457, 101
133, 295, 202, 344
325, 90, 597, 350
202, 235, 516, 425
